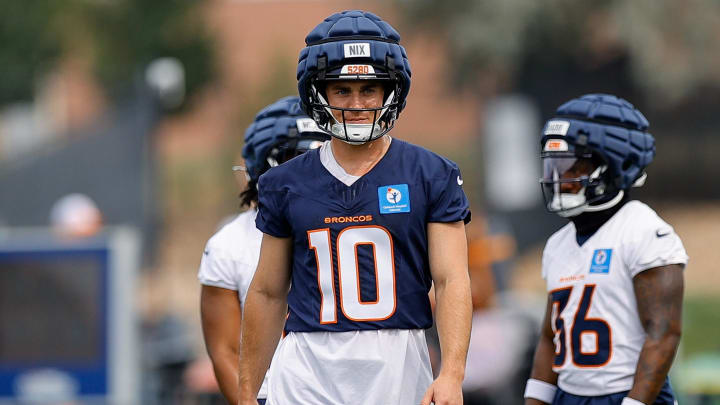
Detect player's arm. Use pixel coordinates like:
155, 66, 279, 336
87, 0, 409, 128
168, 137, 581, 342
238, 234, 292, 405
626, 264, 684, 404
421, 220, 472, 405
200, 285, 242, 404
524, 294, 559, 405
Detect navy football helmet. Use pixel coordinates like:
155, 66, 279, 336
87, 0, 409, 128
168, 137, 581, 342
297, 10, 412, 144
540, 94, 655, 217
241, 96, 330, 183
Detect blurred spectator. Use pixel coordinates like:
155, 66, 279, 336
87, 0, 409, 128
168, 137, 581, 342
141, 313, 197, 405
49, 193, 103, 238
426, 215, 535, 404
462, 293, 537, 405
461, 218, 537, 405
182, 356, 224, 405
14, 368, 81, 405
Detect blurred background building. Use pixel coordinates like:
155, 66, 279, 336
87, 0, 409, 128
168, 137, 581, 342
1, 0, 719, 404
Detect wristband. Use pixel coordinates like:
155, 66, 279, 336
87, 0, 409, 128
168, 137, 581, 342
621, 398, 646, 405
524, 378, 557, 403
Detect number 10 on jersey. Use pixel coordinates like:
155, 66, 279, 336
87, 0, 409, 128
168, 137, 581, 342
308, 226, 397, 323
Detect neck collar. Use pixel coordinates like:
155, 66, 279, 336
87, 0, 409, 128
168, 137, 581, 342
570, 194, 629, 244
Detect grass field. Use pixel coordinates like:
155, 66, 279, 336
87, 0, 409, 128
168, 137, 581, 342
682, 295, 720, 358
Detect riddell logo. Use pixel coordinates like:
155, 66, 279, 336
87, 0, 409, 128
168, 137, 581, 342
324, 214, 373, 224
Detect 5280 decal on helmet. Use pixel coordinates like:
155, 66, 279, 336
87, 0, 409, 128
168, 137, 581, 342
296, 10, 412, 144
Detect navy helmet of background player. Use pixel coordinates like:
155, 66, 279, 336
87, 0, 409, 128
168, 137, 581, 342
199, 96, 328, 405
525, 94, 686, 405
238, 95, 329, 206
297, 10, 411, 144
539, 94, 654, 217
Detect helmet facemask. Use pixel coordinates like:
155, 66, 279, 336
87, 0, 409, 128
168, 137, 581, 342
266, 135, 327, 168
540, 145, 623, 217
307, 64, 402, 145
538, 94, 655, 218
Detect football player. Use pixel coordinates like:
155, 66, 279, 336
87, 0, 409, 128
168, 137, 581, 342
524, 94, 687, 405
238, 10, 473, 405
198, 96, 329, 405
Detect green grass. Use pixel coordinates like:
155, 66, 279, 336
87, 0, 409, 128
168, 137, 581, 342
672, 295, 720, 398
681, 295, 720, 358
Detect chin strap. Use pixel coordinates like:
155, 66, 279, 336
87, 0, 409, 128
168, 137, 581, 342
551, 165, 648, 218
632, 172, 647, 187
552, 165, 623, 217
582, 190, 624, 212
583, 169, 645, 213
330, 119, 382, 144
312, 84, 394, 144
583, 168, 646, 213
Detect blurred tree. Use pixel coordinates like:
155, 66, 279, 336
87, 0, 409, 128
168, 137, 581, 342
0, 0, 214, 106
0, 1, 65, 104
396, 0, 720, 105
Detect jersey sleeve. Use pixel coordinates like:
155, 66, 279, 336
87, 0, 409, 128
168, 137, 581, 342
197, 240, 257, 304
427, 163, 471, 224
541, 244, 550, 281
197, 241, 240, 291
255, 174, 292, 238
624, 220, 689, 278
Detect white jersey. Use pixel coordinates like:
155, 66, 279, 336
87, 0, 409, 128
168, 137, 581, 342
197, 209, 272, 399
266, 329, 432, 405
542, 201, 688, 396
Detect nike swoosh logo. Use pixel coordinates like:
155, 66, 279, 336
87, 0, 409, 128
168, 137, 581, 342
457, 176, 463, 186
656, 230, 671, 238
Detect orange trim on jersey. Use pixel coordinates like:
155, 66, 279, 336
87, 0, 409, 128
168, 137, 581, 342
578, 331, 600, 355
337, 225, 397, 322
353, 241, 380, 305
550, 286, 573, 371
281, 312, 290, 338
571, 284, 613, 368
307, 228, 337, 324
552, 301, 563, 357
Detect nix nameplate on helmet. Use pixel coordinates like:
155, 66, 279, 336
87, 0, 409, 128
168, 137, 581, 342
296, 10, 412, 144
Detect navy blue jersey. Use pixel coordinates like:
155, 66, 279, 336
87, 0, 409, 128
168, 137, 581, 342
256, 139, 471, 332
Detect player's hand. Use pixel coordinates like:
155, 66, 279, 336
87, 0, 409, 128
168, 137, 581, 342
237, 398, 259, 405
420, 373, 463, 405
